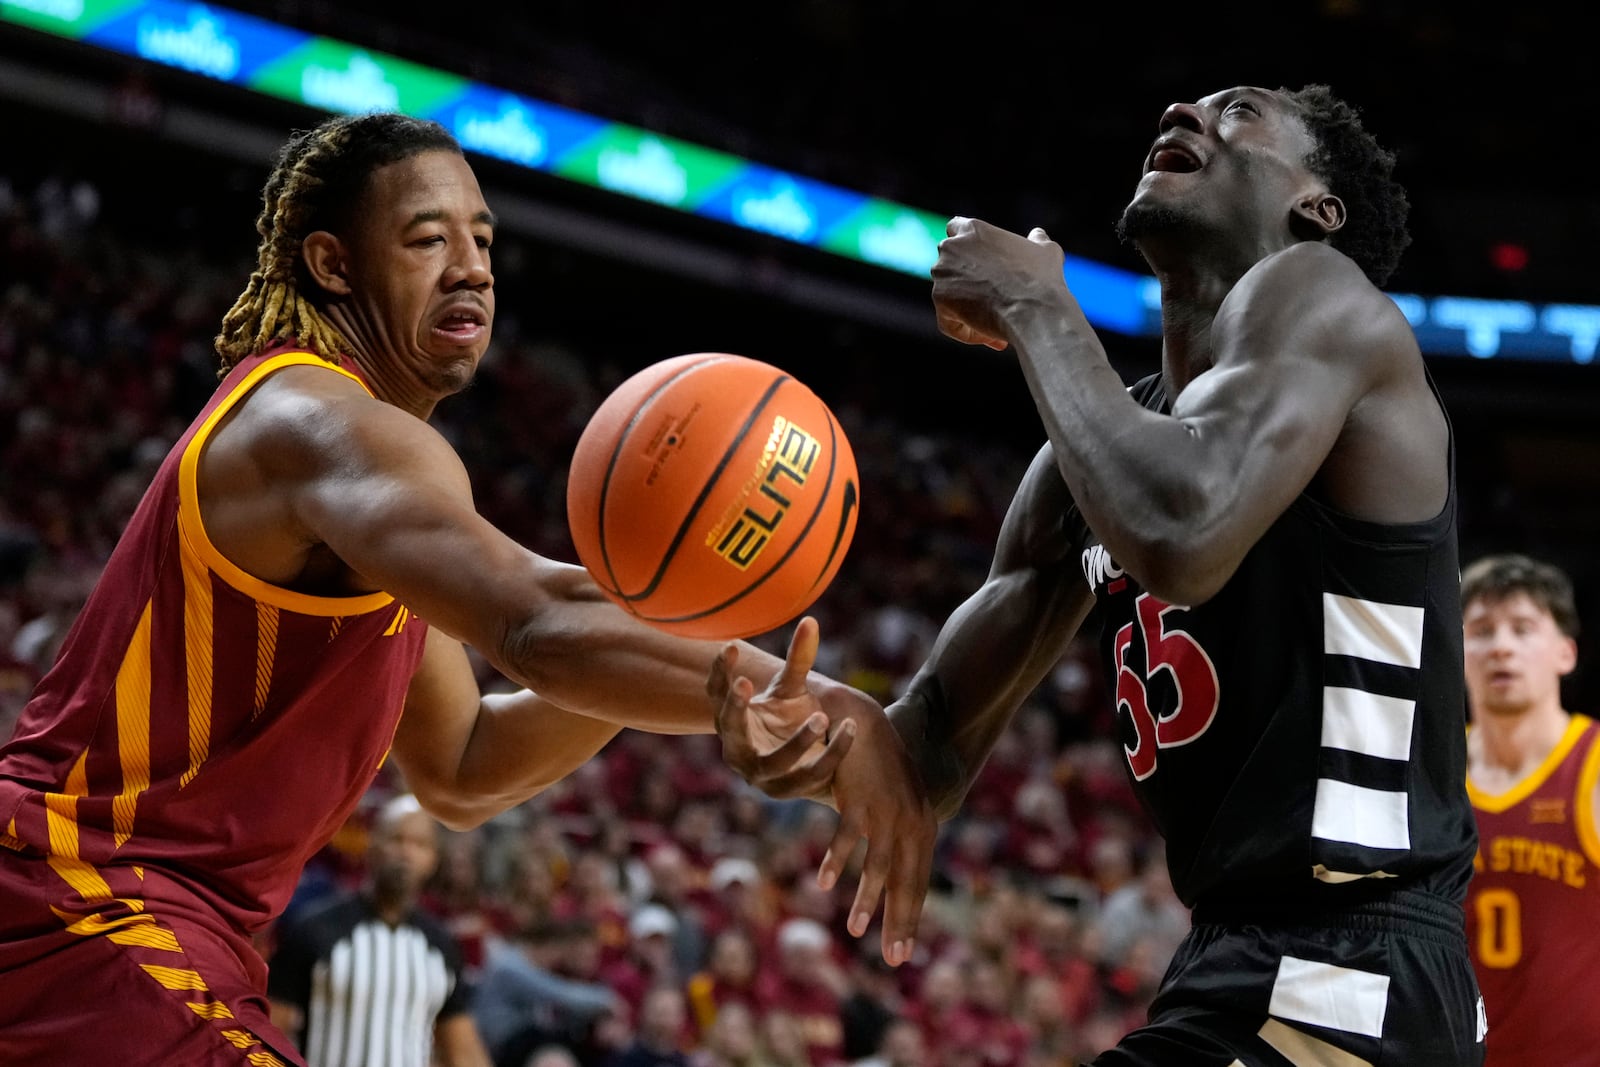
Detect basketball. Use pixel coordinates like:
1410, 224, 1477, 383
566, 353, 860, 640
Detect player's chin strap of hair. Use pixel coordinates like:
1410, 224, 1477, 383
888, 674, 966, 823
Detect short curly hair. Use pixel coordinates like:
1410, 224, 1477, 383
1281, 84, 1411, 288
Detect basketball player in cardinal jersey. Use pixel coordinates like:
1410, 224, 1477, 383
1462, 554, 1600, 1066
0, 112, 930, 1067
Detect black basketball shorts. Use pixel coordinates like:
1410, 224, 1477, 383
1089, 889, 1486, 1067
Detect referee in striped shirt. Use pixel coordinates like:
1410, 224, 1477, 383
268, 794, 491, 1067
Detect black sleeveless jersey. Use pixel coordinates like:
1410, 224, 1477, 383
1071, 373, 1476, 917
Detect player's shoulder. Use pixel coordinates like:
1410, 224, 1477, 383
1218, 243, 1416, 369
229, 358, 457, 479
1238, 242, 1406, 327
241, 359, 385, 430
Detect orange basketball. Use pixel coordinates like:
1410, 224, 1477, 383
567, 353, 859, 640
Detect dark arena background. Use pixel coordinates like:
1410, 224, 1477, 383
1, 4, 1595, 1065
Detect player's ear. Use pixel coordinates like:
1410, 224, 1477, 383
1291, 192, 1345, 240
301, 231, 353, 297
1558, 635, 1579, 677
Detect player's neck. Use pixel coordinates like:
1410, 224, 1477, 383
1471, 700, 1571, 782
1151, 259, 1251, 397
321, 309, 440, 420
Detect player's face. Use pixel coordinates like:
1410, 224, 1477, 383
344, 150, 495, 396
1119, 86, 1322, 246
1463, 592, 1577, 717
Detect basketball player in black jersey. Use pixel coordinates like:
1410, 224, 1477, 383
715, 85, 1484, 1065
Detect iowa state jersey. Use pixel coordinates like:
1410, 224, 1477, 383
1466, 716, 1600, 1065
0, 350, 429, 942
1073, 374, 1476, 915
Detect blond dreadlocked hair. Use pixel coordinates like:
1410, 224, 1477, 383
214, 112, 462, 375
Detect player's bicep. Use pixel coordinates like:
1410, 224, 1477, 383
283, 398, 560, 649
1172, 249, 1394, 542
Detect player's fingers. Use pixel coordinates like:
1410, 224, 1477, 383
750, 711, 837, 793
848, 836, 892, 944
818, 811, 865, 894
714, 675, 759, 766
706, 643, 738, 701
935, 309, 978, 344
771, 616, 820, 696
758, 717, 856, 798
936, 309, 1008, 351
945, 215, 974, 237
880, 819, 935, 966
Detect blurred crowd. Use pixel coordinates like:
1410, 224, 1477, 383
0, 162, 1195, 1065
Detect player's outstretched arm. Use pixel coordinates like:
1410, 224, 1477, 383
207, 367, 875, 817
887, 442, 1095, 821
934, 221, 1415, 606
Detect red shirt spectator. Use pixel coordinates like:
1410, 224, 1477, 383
754, 918, 848, 1066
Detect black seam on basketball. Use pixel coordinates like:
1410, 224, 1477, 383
595, 355, 734, 597
619, 372, 792, 602
806, 411, 855, 594
638, 402, 839, 624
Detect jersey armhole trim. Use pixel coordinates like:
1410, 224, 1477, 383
1573, 722, 1600, 868
1467, 715, 1591, 814
178, 352, 394, 618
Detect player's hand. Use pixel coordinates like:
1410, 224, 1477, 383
814, 704, 937, 967
708, 616, 858, 804
931, 217, 1066, 349
710, 618, 936, 966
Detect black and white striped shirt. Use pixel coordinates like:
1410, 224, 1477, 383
269, 893, 469, 1067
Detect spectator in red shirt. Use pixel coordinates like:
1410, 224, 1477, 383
685, 927, 759, 1038
698, 856, 773, 944
965, 958, 1031, 1067
1016, 973, 1075, 1065
602, 904, 683, 1022
755, 918, 849, 1065
908, 958, 978, 1051
1014, 904, 1100, 1025
1000, 779, 1080, 881
688, 1002, 765, 1067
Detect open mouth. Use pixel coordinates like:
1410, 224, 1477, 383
432, 308, 487, 342
1150, 145, 1202, 174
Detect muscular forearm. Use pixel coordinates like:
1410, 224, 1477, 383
1002, 296, 1218, 601
456, 689, 624, 807
889, 568, 1089, 821
493, 562, 791, 733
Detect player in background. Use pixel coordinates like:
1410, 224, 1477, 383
0, 112, 933, 1067
719, 83, 1484, 1065
1461, 553, 1600, 1066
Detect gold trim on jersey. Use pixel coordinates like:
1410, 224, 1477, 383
179, 538, 216, 788
1468, 715, 1592, 814
177, 351, 394, 617
112, 602, 154, 849
1574, 725, 1600, 868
